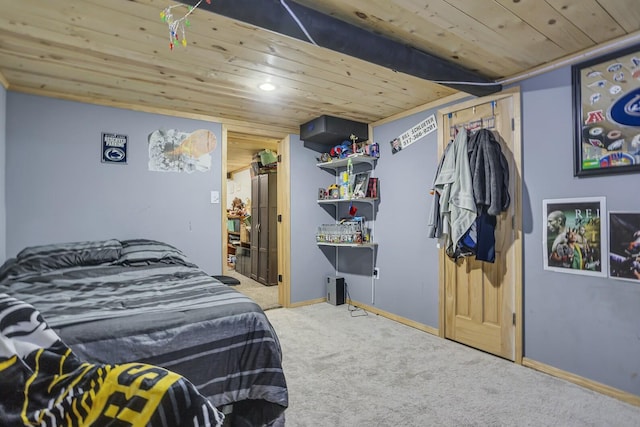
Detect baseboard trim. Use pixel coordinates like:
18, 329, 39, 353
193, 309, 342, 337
288, 298, 439, 336
522, 357, 640, 407
347, 299, 439, 336
288, 297, 326, 308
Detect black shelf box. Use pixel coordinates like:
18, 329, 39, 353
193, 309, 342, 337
300, 115, 368, 145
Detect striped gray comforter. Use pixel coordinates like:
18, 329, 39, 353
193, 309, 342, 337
0, 239, 288, 426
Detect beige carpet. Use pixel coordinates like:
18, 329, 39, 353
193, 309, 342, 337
224, 268, 281, 311
265, 303, 640, 427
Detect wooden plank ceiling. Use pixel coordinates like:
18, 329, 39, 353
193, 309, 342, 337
1, 0, 639, 171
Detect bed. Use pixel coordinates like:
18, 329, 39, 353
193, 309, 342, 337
0, 238, 288, 426
0, 293, 225, 426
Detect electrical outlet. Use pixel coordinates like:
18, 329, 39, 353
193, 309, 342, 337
373, 267, 380, 279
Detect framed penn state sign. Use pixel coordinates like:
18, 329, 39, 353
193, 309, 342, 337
572, 44, 640, 177
101, 132, 128, 164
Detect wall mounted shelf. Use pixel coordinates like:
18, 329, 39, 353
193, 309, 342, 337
317, 197, 378, 205
316, 154, 377, 169
317, 242, 378, 249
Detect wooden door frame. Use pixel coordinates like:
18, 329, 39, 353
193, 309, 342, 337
277, 136, 291, 307
221, 125, 229, 274
220, 126, 291, 308
436, 86, 524, 364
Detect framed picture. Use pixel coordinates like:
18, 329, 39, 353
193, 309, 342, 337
608, 212, 640, 283
351, 172, 370, 198
101, 132, 128, 164
543, 197, 607, 277
572, 44, 640, 177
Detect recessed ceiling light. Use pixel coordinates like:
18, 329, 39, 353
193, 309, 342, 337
259, 82, 276, 91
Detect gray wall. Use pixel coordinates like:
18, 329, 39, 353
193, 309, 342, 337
6, 93, 223, 274
0, 85, 5, 262
289, 134, 335, 302
520, 67, 640, 396
371, 112, 447, 327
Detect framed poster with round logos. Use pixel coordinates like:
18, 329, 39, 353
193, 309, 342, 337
572, 44, 640, 177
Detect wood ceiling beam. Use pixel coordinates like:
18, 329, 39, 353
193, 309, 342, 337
178, 0, 502, 97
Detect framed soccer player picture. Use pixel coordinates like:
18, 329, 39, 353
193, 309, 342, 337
543, 197, 607, 277
572, 44, 640, 177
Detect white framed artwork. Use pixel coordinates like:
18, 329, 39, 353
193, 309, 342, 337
543, 197, 607, 277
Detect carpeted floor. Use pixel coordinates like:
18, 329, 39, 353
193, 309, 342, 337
265, 303, 640, 427
224, 268, 281, 311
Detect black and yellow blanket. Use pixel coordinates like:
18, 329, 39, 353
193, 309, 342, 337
0, 294, 224, 427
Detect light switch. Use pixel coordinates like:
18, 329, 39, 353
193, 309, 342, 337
211, 190, 220, 204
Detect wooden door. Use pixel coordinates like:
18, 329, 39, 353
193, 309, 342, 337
438, 88, 522, 362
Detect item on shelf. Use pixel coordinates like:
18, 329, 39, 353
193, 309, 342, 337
369, 142, 380, 158
318, 177, 379, 201
366, 177, 379, 198
326, 184, 340, 199
316, 141, 381, 164
227, 217, 241, 232
258, 149, 277, 166
240, 222, 250, 243
351, 172, 370, 199
318, 152, 331, 163
316, 219, 369, 244
229, 197, 247, 217
339, 169, 352, 198
251, 150, 278, 175
330, 142, 351, 159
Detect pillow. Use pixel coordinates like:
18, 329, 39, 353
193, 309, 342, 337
117, 239, 193, 266
0, 258, 18, 283
2, 239, 123, 281
16, 239, 122, 264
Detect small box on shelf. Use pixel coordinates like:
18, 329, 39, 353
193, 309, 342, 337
316, 219, 370, 245
366, 177, 379, 199
240, 223, 250, 243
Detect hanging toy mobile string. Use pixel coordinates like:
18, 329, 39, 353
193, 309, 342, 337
160, 0, 211, 50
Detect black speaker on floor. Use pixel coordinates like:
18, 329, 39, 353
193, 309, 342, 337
326, 276, 345, 306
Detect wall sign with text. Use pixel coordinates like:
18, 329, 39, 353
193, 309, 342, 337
101, 132, 128, 164
389, 114, 437, 154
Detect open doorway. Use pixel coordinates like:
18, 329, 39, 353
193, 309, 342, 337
222, 128, 283, 310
